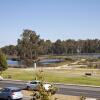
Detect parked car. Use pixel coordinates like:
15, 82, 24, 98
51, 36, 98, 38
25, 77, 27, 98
26, 80, 52, 91
0, 87, 23, 100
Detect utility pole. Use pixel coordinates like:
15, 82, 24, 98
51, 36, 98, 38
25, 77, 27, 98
34, 50, 37, 69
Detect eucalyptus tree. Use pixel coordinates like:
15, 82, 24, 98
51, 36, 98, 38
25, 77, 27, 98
17, 29, 40, 67
52, 39, 64, 54
45, 40, 52, 54
38, 39, 45, 55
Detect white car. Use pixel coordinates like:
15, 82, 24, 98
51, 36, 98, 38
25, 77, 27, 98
26, 80, 52, 91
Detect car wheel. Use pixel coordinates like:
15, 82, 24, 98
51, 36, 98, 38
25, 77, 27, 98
19, 98, 23, 100
8, 96, 12, 100
27, 86, 30, 90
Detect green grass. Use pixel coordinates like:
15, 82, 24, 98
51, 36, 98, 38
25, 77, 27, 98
2, 68, 100, 86
2, 68, 35, 81
43, 70, 100, 86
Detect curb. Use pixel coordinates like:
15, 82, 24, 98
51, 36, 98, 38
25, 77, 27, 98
4, 79, 27, 83
54, 83, 100, 88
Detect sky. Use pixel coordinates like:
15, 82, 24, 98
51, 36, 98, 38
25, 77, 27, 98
0, 0, 100, 47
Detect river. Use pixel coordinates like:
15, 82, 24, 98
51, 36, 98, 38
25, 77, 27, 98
7, 59, 63, 66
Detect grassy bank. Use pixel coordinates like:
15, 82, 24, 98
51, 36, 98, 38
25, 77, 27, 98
2, 68, 100, 86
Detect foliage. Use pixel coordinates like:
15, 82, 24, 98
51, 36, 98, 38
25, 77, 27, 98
32, 85, 50, 100
23, 59, 34, 67
31, 70, 57, 100
35, 70, 44, 81
16, 29, 40, 66
1, 30, 100, 57
0, 50, 8, 74
80, 96, 86, 100
17, 29, 40, 60
1, 45, 17, 56
64, 57, 75, 62
52, 39, 65, 54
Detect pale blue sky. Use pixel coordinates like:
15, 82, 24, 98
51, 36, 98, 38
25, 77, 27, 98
0, 0, 100, 47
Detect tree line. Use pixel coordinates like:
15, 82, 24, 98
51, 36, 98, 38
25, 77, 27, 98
1, 29, 100, 59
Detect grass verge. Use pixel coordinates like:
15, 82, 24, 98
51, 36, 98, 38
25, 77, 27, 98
2, 68, 100, 86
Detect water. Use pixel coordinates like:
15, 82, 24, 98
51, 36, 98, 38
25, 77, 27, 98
38, 59, 63, 64
7, 60, 19, 66
7, 59, 63, 66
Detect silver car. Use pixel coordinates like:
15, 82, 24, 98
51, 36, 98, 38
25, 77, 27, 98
0, 87, 23, 100
26, 80, 52, 91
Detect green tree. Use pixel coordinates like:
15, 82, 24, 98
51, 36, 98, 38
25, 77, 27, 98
17, 29, 40, 66
1, 45, 17, 56
0, 50, 8, 74
53, 39, 64, 54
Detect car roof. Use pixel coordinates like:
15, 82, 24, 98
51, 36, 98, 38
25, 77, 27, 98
4, 87, 20, 90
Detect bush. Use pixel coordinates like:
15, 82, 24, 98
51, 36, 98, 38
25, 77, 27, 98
31, 70, 58, 100
0, 50, 8, 74
49, 86, 58, 95
80, 96, 86, 100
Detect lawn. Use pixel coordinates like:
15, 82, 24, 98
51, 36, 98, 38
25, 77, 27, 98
2, 68, 100, 86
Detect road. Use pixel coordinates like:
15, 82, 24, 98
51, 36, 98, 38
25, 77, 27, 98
56, 84, 100, 99
0, 80, 100, 99
0, 80, 31, 100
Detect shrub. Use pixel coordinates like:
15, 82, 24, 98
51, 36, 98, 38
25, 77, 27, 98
31, 70, 58, 100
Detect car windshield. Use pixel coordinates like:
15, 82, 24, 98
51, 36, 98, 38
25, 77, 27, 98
30, 81, 40, 84
0, 88, 10, 92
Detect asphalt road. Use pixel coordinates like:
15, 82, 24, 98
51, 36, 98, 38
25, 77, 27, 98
0, 80, 100, 99
56, 84, 100, 99
0, 80, 31, 100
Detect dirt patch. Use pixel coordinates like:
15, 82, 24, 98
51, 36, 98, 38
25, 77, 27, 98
52, 94, 80, 100
22, 90, 32, 96
22, 90, 80, 100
